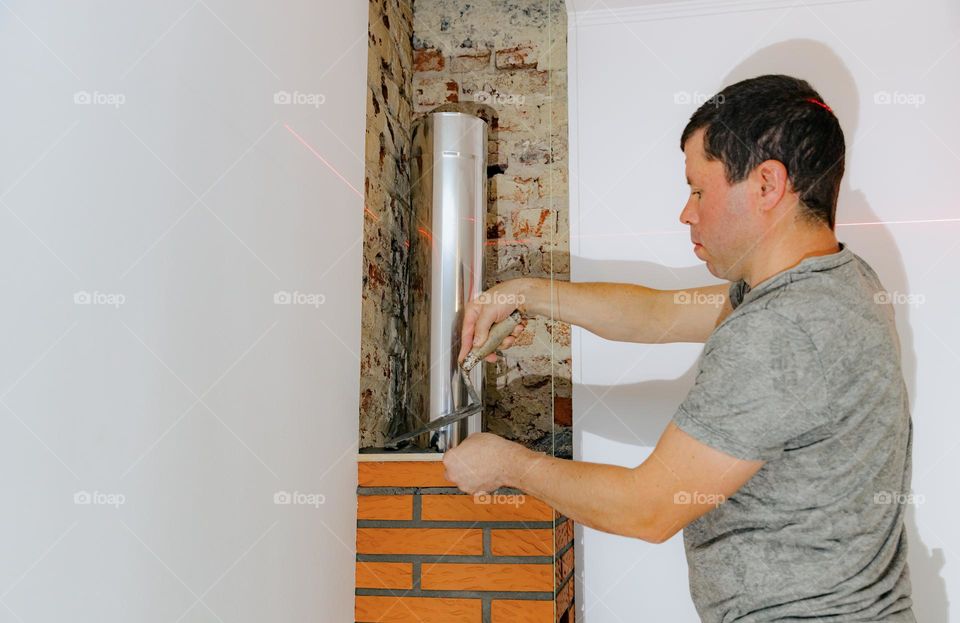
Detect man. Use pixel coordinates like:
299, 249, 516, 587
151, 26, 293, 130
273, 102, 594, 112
443, 75, 915, 622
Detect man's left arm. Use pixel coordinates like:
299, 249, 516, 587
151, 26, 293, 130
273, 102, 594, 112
442, 423, 764, 543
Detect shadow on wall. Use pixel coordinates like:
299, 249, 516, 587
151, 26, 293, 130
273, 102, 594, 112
573, 39, 945, 622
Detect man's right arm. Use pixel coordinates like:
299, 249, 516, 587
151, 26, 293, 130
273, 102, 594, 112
460, 278, 733, 361
520, 278, 733, 344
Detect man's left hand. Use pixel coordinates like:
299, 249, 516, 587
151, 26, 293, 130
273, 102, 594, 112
442, 432, 524, 495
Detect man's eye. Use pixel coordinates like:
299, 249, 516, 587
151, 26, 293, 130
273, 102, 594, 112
691, 191, 702, 198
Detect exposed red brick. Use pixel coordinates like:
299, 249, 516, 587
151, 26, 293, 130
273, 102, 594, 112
487, 217, 506, 240
496, 44, 538, 69
553, 396, 572, 427
359, 386, 373, 408
511, 207, 554, 237
414, 47, 445, 72
367, 262, 386, 288
495, 175, 538, 204
451, 48, 492, 73
413, 76, 459, 110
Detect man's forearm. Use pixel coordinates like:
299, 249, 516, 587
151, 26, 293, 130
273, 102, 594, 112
503, 445, 674, 543
517, 278, 675, 343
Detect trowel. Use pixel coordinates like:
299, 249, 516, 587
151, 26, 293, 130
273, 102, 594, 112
384, 310, 522, 448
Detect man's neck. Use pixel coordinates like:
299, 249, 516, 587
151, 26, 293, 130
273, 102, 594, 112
744, 231, 840, 288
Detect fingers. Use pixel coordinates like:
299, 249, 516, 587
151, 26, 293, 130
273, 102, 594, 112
482, 326, 525, 362
471, 305, 498, 353
461, 286, 528, 365
458, 304, 480, 362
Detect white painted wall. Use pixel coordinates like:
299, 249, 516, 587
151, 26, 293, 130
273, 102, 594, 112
0, 2, 365, 621
566, 0, 960, 620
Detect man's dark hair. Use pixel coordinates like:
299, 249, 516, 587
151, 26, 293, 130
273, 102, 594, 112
680, 74, 845, 229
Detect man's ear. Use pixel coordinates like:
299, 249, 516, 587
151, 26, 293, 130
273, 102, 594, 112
754, 159, 789, 212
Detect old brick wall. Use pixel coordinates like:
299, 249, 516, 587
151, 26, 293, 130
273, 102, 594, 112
359, 0, 571, 455
411, 0, 572, 457
359, 0, 416, 447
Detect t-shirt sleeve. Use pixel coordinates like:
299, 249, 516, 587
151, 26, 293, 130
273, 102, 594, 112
672, 309, 831, 461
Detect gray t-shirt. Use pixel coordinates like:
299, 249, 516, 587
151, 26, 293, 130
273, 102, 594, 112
673, 242, 915, 622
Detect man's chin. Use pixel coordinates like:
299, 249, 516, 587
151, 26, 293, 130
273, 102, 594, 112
703, 259, 728, 280
697, 249, 729, 280
694, 247, 714, 272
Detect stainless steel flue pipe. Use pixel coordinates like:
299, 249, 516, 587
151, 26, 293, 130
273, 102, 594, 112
407, 112, 487, 451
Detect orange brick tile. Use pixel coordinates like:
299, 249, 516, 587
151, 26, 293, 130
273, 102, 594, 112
491, 599, 554, 623
555, 578, 575, 621
357, 495, 413, 520
355, 595, 480, 623
421, 494, 552, 522
554, 520, 574, 550
491, 529, 554, 556
355, 562, 413, 590
358, 461, 455, 487
356, 528, 483, 555
555, 546, 574, 587
421, 563, 553, 592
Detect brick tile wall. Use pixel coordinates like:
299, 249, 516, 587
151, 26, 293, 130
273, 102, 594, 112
355, 460, 575, 622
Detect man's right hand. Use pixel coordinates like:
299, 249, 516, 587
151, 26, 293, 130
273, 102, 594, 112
458, 280, 530, 364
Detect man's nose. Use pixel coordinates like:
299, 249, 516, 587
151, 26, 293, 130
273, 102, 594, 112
679, 196, 697, 225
